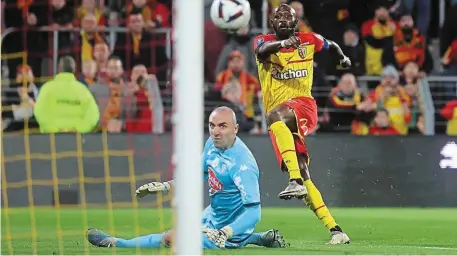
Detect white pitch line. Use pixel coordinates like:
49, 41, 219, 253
393, 245, 457, 250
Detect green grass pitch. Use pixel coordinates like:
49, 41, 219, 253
2, 207, 457, 255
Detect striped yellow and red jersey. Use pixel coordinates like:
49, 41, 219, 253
253, 32, 327, 113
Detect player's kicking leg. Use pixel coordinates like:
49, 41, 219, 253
296, 154, 350, 244
268, 98, 350, 244
86, 228, 287, 248
267, 104, 308, 199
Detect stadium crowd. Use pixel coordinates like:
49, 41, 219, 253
1, 0, 457, 135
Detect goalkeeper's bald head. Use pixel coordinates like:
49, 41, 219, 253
208, 107, 239, 150
212, 106, 237, 124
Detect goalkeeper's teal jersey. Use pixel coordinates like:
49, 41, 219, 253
202, 137, 261, 245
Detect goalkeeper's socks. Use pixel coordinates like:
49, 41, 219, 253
115, 233, 164, 248
246, 233, 262, 246
269, 121, 302, 181
303, 179, 337, 230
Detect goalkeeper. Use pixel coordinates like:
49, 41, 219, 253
86, 106, 287, 249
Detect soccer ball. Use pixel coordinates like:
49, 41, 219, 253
210, 0, 251, 32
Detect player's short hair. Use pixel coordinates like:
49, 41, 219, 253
58, 56, 76, 73
129, 8, 143, 16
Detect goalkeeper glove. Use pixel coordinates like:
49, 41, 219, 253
202, 226, 233, 249
135, 181, 172, 198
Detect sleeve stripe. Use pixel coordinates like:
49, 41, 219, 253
323, 39, 329, 49
244, 202, 261, 207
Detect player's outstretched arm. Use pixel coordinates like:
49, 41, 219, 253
326, 39, 352, 68
135, 180, 174, 198
255, 36, 301, 60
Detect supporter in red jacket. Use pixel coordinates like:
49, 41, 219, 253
440, 98, 457, 136
368, 108, 400, 135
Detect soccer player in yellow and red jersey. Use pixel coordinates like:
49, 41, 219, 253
254, 4, 351, 244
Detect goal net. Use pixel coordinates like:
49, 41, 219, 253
2, 131, 173, 255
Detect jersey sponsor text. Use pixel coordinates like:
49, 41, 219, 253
271, 68, 308, 80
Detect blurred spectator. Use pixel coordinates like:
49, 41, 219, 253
204, 20, 226, 82
79, 60, 97, 87
47, 0, 74, 50
123, 0, 169, 29
206, 82, 254, 133
148, 0, 170, 27
125, 64, 163, 133
75, 0, 105, 27
91, 55, 134, 132
330, 24, 365, 76
441, 40, 457, 70
352, 99, 376, 135
440, 98, 457, 136
440, 38, 457, 101
290, 1, 312, 33
361, 4, 397, 75
114, 10, 169, 82
402, 62, 422, 133
408, 113, 425, 134
399, 0, 430, 38
440, 3, 457, 71
400, 61, 419, 85
79, 13, 107, 62
368, 108, 400, 135
214, 50, 260, 123
34, 56, 99, 133
368, 65, 412, 134
93, 42, 111, 80
382, 13, 433, 74
215, 27, 257, 77
2, 0, 46, 79
2, 64, 39, 132
323, 73, 367, 133
124, 0, 154, 28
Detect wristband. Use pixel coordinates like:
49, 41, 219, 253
221, 226, 234, 239
280, 40, 286, 48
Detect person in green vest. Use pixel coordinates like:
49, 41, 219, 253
34, 56, 99, 133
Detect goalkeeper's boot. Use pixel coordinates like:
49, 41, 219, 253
260, 229, 288, 248
327, 226, 350, 245
86, 228, 117, 248
278, 180, 307, 200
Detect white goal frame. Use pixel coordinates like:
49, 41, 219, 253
172, 0, 204, 254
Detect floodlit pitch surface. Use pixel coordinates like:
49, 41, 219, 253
2, 208, 456, 255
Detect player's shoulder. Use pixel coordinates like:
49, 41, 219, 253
231, 138, 259, 169
297, 32, 323, 42
254, 33, 276, 48
254, 33, 276, 41
203, 137, 215, 152
232, 137, 250, 152
205, 137, 215, 146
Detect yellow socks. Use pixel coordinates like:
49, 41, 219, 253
303, 180, 337, 230
270, 121, 302, 180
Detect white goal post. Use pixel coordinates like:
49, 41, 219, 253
172, 0, 204, 254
